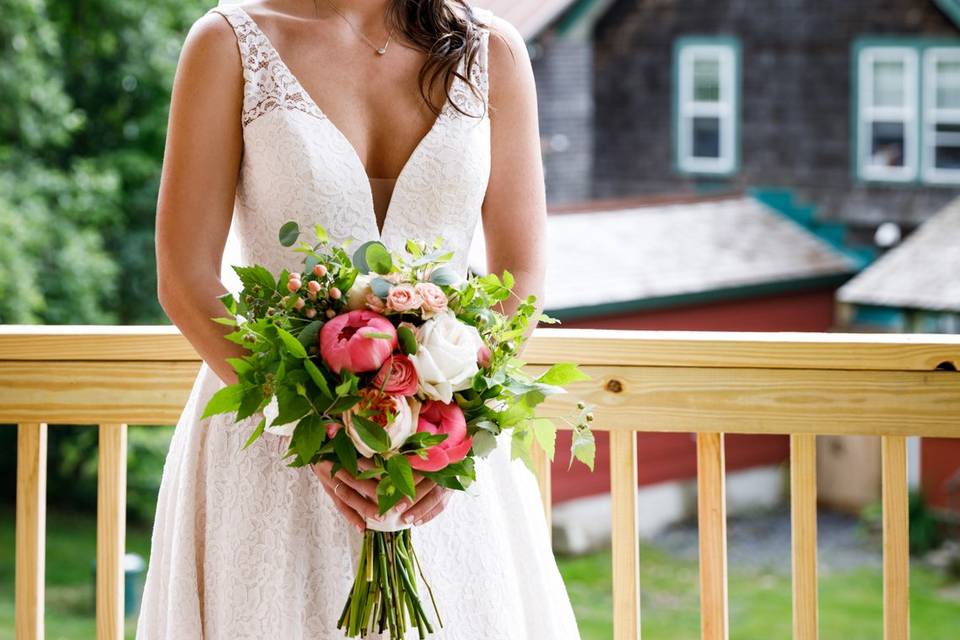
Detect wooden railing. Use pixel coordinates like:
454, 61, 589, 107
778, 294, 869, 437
2, 326, 959, 640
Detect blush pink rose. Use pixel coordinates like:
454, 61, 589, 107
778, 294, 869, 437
414, 282, 448, 317
319, 309, 397, 374
386, 284, 423, 313
405, 400, 472, 472
372, 355, 419, 396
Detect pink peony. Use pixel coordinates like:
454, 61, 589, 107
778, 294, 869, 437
386, 284, 423, 313
405, 400, 472, 472
319, 310, 397, 374
414, 282, 448, 317
372, 355, 419, 396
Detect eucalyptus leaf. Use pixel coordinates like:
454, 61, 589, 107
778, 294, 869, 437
278, 221, 300, 247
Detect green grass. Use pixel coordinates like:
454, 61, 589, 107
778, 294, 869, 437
0, 507, 957, 639
556, 544, 960, 639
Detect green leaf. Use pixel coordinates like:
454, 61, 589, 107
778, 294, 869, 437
273, 385, 312, 426
233, 264, 277, 292
315, 223, 329, 243
530, 417, 557, 462
296, 319, 324, 351
366, 242, 393, 274
570, 426, 596, 471
211, 316, 237, 326
501, 270, 515, 289
276, 326, 308, 359
352, 240, 392, 274
217, 292, 237, 315
350, 414, 391, 453
303, 358, 333, 400
241, 417, 266, 450
370, 277, 392, 298
510, 427, 535, 474
291, 415, 326, 462
471, 430, 498, 457
376, 476, 405, 514
236, 387, 266, 421
361, 331, 394, 340
201, 384, 243, 419
397, 325, 418, 355
278, 221, 300, 246
226, 357, 253, 376
325, 394, 361, 414
333, 428, 358, 476
428, 266, 458, 286
386, 454, 416, 499
405, 239, 424, 257
537, 362, 590, 386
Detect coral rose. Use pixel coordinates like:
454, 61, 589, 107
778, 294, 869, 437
405, 400, 472, 472
372, 355, 419, 396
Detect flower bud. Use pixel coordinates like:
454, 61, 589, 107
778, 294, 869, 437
287, 278, 302, 293
313, 264, 327, 277
293, 297, 305, 310
305, 308, 317, 319
325, 308, 337, 319
307, 280, 322, 294
329, 287, 342, 300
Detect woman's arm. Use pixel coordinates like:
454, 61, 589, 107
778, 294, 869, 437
481, 15, 547, 327
155, 13, 246, 386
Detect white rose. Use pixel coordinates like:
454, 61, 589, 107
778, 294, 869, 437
346, 273, 374, 310
345, 395, 420, 457
409, 310, 484, 403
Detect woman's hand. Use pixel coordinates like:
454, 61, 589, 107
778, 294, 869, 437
311, 458, 454, 531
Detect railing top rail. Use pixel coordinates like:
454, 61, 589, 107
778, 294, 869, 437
1, 325, 958, 372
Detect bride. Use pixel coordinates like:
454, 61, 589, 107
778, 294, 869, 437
138, 0, 581, 637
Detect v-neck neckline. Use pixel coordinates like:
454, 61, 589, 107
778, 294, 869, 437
233, 6, 458, 241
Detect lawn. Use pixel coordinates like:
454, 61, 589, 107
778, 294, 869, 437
0, 507, 957, 639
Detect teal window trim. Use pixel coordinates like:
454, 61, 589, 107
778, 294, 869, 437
672, 35, 742, 177
852, 36, 960, 186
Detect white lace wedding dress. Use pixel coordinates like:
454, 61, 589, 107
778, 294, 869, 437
135, 4, 582, 639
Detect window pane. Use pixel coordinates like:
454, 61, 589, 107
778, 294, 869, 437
870, 121, 905, 167
693, 58, 721, 102
692, 116, 721, 158
934, 123, 960, 169
936, 59, 960, 109
873, 60, 906, 107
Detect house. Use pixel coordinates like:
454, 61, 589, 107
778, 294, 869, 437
473, 0, 960, 549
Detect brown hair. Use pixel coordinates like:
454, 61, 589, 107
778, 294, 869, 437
315, 0, 488, 119
386, 1, 487, 119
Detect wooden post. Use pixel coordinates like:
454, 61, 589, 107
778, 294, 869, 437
15, 423, 47, 640
790, 434, 818, 640
96, 423, 127, 640
531, 442, 552, 528
881, 435, 910, 640
697, 432, 728, 640
610, 430, 641, 639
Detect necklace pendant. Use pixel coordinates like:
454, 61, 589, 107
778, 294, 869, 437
376, 46, 386, 55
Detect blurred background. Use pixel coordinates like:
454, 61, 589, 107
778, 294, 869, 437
1, 0, 959, 638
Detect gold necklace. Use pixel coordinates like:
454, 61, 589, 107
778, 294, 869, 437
322, 0, 394, 56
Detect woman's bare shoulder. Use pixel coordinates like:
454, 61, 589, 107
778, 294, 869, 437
481, 13, 535, 104
176, 8, 245, 86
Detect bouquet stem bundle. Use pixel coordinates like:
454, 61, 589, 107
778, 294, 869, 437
338, 530, 442, 639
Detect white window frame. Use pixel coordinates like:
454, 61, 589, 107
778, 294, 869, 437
857, 46, 919, 182
922, 47, 960, 184
676, 43, 738, 175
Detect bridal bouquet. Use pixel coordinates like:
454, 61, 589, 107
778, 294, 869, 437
202, 221, 595, 639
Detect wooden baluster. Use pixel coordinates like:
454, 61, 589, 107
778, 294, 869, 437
697, 432, 728, 640
790, 434, 818, 640
531, 441, 553, 528
15, 423, 47, 640
96, 423, 128, 640
881, 435, 910, 640
610, 430, 641, 640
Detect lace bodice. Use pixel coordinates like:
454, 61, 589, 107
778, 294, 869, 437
213, 5, 492, 278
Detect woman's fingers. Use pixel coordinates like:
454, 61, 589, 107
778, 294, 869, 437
416, 491, 452, 526
321, 483, 366, 532
394, 476, 437, 513
401, 484, 450, 525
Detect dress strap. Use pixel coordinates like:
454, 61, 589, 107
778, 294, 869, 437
205, 6, 325, 127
